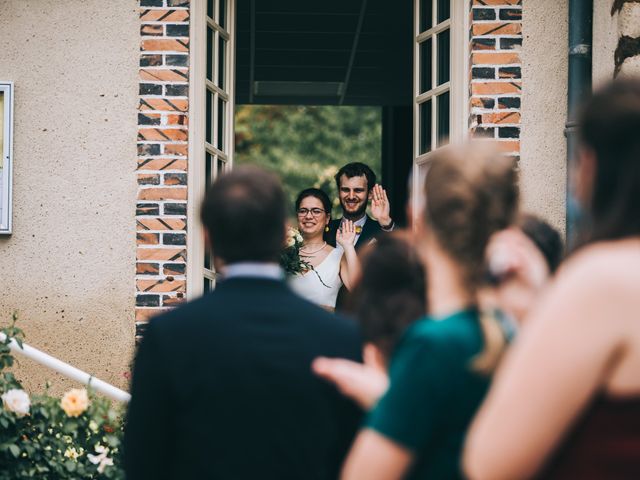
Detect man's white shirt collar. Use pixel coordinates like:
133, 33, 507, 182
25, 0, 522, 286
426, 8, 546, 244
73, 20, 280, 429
222, 262, 284, 280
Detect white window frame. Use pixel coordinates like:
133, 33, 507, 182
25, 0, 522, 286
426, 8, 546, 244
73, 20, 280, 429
188, 0, 236, 298
0, 82, 14, 235
412, 0, 469, 216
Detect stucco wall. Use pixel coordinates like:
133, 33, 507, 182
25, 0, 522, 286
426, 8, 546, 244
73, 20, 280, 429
0, 0, 139, 393
593, 0, 617, 87
519, 0, 568, 233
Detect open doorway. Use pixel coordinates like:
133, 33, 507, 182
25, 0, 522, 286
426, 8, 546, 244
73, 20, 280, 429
233, 0, 413, 224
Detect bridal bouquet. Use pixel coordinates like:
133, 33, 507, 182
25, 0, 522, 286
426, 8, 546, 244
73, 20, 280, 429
280, 228, 310, 275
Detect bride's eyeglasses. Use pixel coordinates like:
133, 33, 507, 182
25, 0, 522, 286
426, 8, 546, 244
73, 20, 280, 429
297, 208, 326, 218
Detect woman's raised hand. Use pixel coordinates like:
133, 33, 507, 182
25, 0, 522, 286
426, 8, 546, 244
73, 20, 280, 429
336, 219, 357, 248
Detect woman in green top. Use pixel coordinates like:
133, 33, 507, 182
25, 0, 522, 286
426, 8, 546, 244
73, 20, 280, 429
313, 144, 518, 479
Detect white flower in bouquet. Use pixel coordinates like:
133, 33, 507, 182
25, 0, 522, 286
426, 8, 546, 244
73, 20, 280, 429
88, 444, 114, 474
64, 447, 81, 460
60, 388, 89, 417
1, 388, 30, 417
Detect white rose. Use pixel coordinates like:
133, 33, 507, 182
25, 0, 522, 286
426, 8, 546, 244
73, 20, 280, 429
286, 236, 295, 247
1, 389, 30, 417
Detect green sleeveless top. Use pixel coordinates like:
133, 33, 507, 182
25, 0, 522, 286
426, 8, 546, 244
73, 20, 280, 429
366, 309, 490, 479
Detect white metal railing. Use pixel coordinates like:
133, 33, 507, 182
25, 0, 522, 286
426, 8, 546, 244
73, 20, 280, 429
0, 332, 131, 403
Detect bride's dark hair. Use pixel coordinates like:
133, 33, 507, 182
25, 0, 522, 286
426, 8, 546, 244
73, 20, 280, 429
295, 188, 332, 216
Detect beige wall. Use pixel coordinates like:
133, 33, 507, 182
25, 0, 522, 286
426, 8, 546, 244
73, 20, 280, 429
0, 0, 139, 393
593, 0, 617, 87
520, 0, 569, 233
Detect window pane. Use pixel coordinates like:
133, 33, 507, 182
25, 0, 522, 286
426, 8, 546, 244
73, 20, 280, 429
205, 91, 212, 144
437, 91, 450, 147
206, 152, 213, 184
219, 0, 227, 29
206, 27, 213, 81
419, 100, 432, 155
420, 38, 432, 94
218, 36, 226, 89
437, 0, 450, 23
204, 276, 212, 292
217, 160, 226, 178
204, 246, 211, 271
207, 0, 214, 19
217, 100, 226, 150
420, 0, 433, 33
437, 29, 450, 86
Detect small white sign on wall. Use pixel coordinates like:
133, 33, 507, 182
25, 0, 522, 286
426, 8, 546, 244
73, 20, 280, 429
0, 82, 13, 234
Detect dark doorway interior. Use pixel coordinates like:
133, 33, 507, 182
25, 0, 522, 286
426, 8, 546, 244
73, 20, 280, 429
235, 0, 413, 224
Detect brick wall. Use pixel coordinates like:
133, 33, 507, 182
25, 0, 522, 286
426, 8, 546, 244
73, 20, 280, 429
469, 0, 522, 163
136, 0, 190, 339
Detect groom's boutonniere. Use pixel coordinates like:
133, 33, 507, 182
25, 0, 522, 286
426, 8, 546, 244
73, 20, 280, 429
355, 226, 363, 235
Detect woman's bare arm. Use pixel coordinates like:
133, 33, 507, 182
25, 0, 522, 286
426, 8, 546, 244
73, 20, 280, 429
464, 252, 627, 479
341, 429, 413, 480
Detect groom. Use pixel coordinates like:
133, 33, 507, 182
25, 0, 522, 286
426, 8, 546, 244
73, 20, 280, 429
327, 162, 394, 250
124, 166, 363, 480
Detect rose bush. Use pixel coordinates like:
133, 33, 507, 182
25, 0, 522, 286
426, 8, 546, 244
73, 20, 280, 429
0, 315, 125, 479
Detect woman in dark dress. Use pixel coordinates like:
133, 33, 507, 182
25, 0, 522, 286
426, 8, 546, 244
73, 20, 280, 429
464, 79, 640, 479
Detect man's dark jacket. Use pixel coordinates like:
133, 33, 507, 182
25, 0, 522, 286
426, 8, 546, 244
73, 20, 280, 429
326, 215, 382, 250
124, 276, 363, 480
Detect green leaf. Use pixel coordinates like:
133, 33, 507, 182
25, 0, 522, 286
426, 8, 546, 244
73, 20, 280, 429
64, 459, 76, 472
8, 444, 20, 458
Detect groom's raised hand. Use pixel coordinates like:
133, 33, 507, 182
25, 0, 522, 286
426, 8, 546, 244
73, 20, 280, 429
370, 184, 393, 228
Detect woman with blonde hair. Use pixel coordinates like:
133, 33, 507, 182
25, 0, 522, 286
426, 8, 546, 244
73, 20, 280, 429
313, 143, 518, 479
464, 80, 640, 479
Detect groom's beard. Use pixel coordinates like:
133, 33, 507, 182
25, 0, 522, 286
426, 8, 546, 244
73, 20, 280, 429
341, 201, 368, 221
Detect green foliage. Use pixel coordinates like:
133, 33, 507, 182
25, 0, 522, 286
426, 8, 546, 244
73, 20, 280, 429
235, 105, 382, 216
0, 314, 125, 479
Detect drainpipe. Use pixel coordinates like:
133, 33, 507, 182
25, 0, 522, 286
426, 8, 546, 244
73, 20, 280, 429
565, 0, 593, 246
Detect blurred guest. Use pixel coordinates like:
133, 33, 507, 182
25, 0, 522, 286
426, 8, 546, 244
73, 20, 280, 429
355, 232, 427, 364
483, 214, 564, 325
464, 79, 640, 480
314, 233, 428, 410
289, 188, 360, 311
314, 144, 518, 479
125, 166, 362, 480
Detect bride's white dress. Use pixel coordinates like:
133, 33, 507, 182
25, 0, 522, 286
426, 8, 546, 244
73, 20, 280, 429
288, 248, 343, 309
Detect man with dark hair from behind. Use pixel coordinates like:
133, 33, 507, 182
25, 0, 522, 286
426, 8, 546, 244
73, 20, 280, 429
326, 162, 395, 250
124, 165, 363, 480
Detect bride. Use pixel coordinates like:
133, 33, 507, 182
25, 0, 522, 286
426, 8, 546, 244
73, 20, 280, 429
289, 188, 360, 311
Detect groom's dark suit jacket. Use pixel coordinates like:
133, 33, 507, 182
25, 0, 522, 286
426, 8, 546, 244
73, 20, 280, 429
326, 215, 382, 250
124, 276, 363, 480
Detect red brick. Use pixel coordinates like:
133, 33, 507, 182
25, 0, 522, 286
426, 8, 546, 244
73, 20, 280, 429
137, 232, 160, 245
139, 98, 188, 112
140, 68, 188, 82
472, 52, 520, 65
166, 114, 188, 126
480, 111, 521, 124
471, 81, 521, 95
138, 173, 161, 185
137, 158, 188, 170
135, 308, 166, 322
141, 39, 189, 53
163, 143, 188, 156
473, 22, 521, 37
138, 187, 187, 201
495, 140, 520, 153
137, 247, 186, 262
136, 262, 160, 274
140, 9, 189, 22
138, 128, 188, 142
137, 278, 186, 293
137, 218, 187, 231
141, 24, 163, 36
472, 0, 521, 5
162, 295, 186, 306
